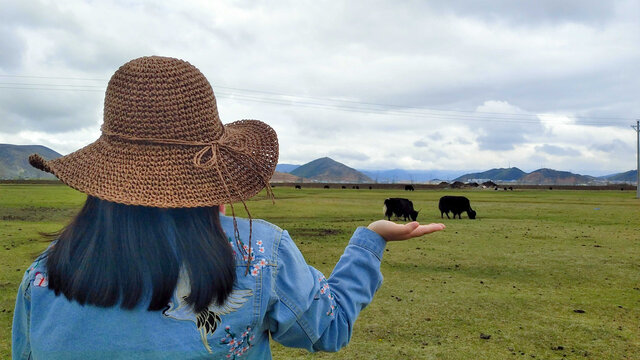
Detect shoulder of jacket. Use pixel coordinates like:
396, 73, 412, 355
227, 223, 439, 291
220, 216, 284, 261
26, 248, 50, 276
20, 248, 50, 299
221, 216, 283, 234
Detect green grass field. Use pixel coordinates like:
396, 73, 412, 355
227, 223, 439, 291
1, 184, 639, 359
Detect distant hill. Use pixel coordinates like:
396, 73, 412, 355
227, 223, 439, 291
519, 168, 595, 185
275, 164, 300, 173
454, 167, 526, 182
0, 144, 61, 179
290, 157, 373, 183
270, 171, 305, 183
600, 170, 637, 183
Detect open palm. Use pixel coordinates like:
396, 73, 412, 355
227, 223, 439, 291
367, 220, 445, 242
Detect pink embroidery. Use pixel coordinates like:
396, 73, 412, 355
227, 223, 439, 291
220, 326, 254, 358
228, 236, 266, 277
250, 260, 267, 277
318, 275, 336, 316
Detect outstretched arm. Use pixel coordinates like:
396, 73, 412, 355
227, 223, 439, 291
268, 221, 445, 352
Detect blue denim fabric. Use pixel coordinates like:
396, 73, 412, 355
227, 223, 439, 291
12, 215, 386, 359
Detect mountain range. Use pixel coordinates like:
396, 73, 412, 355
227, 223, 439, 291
279, 163, 636, 185
453, 167, 638, 185
1, 144, 636, 184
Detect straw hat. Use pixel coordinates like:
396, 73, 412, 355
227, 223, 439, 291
29, 56, 279, 208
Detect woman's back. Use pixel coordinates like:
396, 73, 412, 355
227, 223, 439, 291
15, 215, 389, 359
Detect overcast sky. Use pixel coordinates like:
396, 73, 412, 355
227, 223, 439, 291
1, 0, 639, 175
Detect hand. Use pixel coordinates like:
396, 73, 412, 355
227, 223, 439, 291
367, 220, 445, 242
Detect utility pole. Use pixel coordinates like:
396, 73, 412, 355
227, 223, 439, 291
633, 120, 640, 198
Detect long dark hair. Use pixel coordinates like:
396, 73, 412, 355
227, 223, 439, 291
45, 196, 235, 313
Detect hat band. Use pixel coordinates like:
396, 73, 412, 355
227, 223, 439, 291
100, 128, 275, 202
101, 129, 249, 169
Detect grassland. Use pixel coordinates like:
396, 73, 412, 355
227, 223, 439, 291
1, 184, 638, 359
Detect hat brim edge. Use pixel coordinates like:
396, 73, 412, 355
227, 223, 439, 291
25, 119, 279, 208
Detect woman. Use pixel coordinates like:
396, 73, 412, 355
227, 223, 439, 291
12, 56, 445, 359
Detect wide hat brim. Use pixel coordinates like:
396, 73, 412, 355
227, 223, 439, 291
29, 119, 278, 208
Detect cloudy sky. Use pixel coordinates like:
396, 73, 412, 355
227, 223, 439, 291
1, 0, 639, 175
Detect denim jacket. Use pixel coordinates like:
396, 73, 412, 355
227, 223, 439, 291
12, 215, 386, 359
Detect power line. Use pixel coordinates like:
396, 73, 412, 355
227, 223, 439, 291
214, 84, 632, 121
0, 75, 631, 121
0, 75, 634, 125
214, 90, 549, 124
0, 83, 624, 126
0, 74, 105, 81
0, 86, 103, 92
0, 82, 104, 88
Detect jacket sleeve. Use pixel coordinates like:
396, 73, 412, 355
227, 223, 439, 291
12, 270, 32, 360
267, 226, 386, 352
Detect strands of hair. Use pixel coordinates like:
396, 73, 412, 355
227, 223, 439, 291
44, 196, 235, 313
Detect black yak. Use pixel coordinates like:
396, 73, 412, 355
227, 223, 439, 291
404, 184, 415, 191
438, 196, 476, 219
383, 198, 419, 221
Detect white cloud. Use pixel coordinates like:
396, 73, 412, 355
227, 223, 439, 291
535, 144, 581, 157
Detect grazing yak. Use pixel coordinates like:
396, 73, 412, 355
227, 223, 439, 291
438, 196, 476, 219
295, 185, 302, 189
383, 198, 419, 221
404, 184, 415, 191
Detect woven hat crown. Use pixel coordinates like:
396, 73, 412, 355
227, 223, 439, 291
103, 56, 224, 142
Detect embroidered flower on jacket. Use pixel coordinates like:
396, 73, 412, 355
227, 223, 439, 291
220, 325, 254, 358
327, 304, 336, 317
228, 235, 266, 277
250, 259, 268, 277
318, 275, 336, 317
